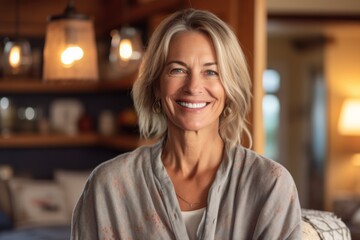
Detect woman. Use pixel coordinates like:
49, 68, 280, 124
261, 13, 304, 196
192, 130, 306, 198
71, 9, 302, 240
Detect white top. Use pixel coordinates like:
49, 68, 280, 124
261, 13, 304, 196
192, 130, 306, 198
181, 208, 206, 240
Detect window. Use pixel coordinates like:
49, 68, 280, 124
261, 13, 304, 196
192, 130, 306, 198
262, 69, 280, 160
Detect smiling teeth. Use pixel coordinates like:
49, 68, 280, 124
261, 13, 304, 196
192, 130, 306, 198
178, 102, 207, 109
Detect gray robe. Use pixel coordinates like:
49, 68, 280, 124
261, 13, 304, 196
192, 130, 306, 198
71, 141, 302, 240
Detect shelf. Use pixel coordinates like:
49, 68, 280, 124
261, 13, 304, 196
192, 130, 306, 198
0, 133, 98, 148
0, 133, 152, 150
0, 74, 136, 94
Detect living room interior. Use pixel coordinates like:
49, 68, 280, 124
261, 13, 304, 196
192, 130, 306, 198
0, 0, 360, 239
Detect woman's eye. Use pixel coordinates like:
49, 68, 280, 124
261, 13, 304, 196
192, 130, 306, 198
169, 68, 186, 75
205, 70, 218, 76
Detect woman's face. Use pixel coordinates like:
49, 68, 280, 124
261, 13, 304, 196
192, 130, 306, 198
159, 31, 226, 133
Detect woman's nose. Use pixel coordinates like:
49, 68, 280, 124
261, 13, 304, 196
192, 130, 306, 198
182, 73, 203, 94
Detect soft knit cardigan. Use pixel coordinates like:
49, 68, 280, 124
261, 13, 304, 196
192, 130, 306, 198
71, 141, 302, 240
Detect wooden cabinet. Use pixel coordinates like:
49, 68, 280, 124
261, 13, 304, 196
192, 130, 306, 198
0, 0, 180, 178
0, 0, 181, 151
0, 76, 153, 151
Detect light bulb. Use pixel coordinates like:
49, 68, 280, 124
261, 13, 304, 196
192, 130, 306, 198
9, 45, 21, 68
61, 45, 84, 66
119, 39, 132, 61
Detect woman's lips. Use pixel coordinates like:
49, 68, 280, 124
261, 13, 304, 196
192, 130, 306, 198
176, 101, 208, 109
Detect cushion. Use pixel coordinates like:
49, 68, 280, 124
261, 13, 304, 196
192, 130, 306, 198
8, 178, 69, 229
54, 170, 90, 217
0, 210, 12, 230
302, 209, 351, 240
302, 220, 320, 240
0, 178, 12, 219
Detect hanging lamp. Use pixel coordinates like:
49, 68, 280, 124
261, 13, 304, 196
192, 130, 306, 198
106, 0, 143, 79
43, 0, 98, 82
109, 27, 143, 69
2, 0, 32, 78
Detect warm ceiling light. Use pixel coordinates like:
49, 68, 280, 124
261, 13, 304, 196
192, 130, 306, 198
2, 0, 32, 78
106, 27, 143, 79
9, 45, 21, 68
338, 99, 360, 135
43, 1, 98, 82
119, 39, 133, 61
61, 45, 84, 66
109, 27, 143, 65
3, 40, 32, 76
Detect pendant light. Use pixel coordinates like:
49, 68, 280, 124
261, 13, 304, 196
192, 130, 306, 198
43, 0, 98, 82
2, 0, 32, 78
107, 0, 143, 79
109, 27, 143, 66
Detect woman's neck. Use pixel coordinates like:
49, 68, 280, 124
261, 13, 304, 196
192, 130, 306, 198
162, 127, 224, 178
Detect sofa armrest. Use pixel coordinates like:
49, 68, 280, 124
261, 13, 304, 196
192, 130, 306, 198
302, 209, 351, 240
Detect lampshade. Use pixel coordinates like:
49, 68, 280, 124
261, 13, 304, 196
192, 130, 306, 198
338, 99, 360, 135
2, 0, 32, 78
107, 27, 143, 79
43, 1, 98, 81
2, 39, 32, 78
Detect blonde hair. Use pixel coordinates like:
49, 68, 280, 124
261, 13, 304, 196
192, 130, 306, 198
132, 8, 252, 149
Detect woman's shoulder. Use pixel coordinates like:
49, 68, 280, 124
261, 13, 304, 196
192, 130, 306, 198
233, 146, 295, 185
90, 141, 162, 181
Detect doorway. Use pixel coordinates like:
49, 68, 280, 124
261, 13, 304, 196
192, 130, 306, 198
265, 20, 328, 209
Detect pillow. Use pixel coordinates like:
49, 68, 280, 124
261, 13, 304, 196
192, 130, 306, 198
0, 178, 12, 219
302, 209, 351, 240
54, 170, 91, 217
302, 220, 320, 240
353, 208, 360, 226
8, 178, 69, 229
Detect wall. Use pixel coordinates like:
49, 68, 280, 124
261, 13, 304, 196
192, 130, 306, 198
267, 0, 360, 15
325, 24, 360, 210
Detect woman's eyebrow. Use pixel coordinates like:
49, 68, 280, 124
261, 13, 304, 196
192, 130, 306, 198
203, 62, 217, 67
166, 61, 217, 67
165, 60, 188, 67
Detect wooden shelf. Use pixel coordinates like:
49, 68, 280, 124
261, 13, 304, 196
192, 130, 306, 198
0, 133, 151, 150
0, 74, 136, 94
0, 133, 98, 148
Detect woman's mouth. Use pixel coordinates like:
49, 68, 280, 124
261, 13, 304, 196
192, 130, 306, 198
176, 101, 208, 109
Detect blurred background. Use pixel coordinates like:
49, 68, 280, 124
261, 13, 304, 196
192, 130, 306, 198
0, 0, 360, 237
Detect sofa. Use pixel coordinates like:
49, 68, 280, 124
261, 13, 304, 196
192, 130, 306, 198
301, 209, 351, 239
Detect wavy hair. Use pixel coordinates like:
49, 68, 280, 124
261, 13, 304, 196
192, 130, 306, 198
132, 8, 252, 149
